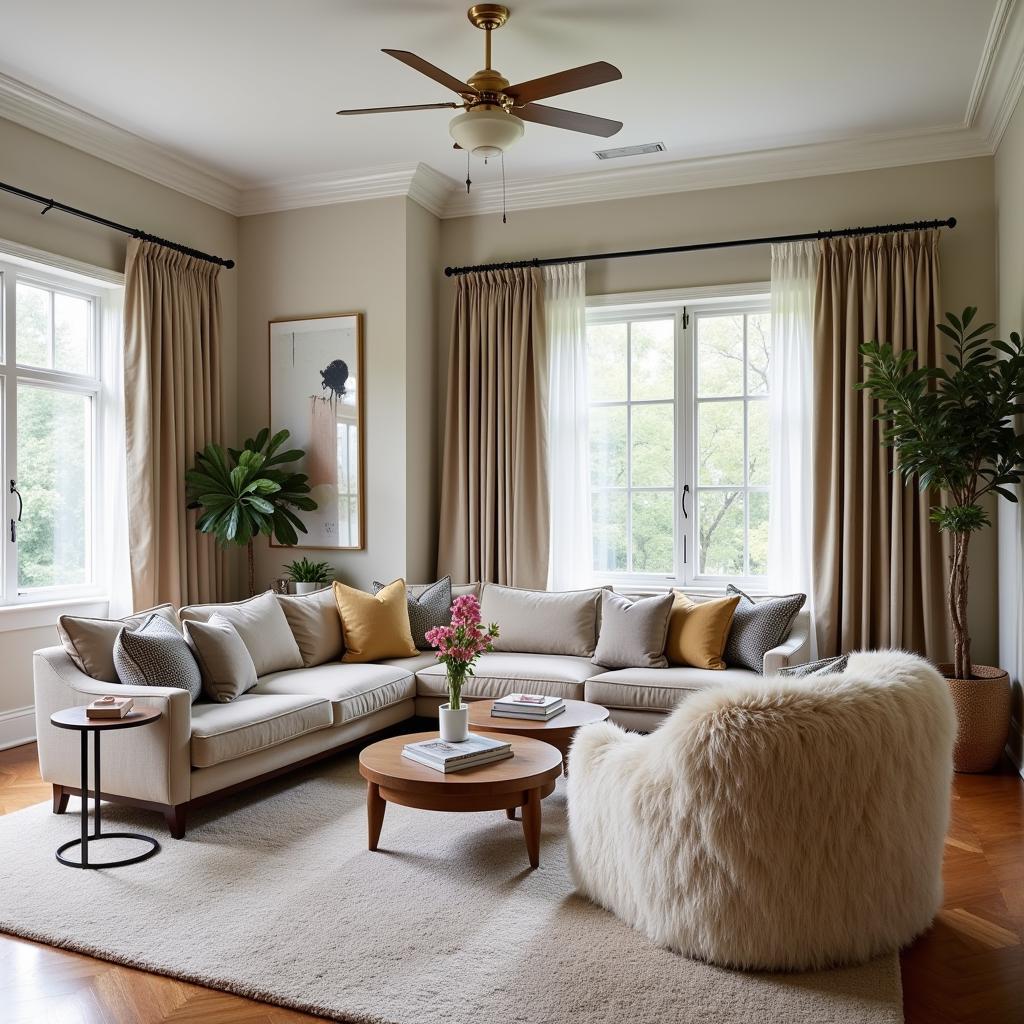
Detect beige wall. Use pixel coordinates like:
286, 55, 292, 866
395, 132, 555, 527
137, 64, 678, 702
439, 157, 999, 663
236, 197, 441, 593
0, 117, 239, 733
995, 97, 1024, 771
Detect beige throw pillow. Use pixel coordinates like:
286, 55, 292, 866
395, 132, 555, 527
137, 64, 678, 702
479, 584, 605, 657
180, 591, 302, 677
592, 591, 674, 670
57, 604, 181, 683
184, 614, 258, 703
277, 588, 345, 668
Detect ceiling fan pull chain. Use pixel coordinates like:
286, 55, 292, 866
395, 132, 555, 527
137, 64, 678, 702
466, 150, 472, 194
502, 150, 507, 224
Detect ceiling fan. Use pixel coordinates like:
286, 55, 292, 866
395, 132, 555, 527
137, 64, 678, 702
337, 3, 623, 160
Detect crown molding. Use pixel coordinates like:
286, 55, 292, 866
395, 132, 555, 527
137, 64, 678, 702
0, 71, 241, 214
972, 0, 1024, 148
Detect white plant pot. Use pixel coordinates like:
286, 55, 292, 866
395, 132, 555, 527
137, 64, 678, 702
438, 703, 469, 743
294, 582, 322, 595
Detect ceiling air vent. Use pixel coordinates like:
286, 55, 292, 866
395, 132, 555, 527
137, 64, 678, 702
594, 142, 666, 160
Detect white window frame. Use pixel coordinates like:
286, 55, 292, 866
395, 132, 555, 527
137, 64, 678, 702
0, 257, 116, 606
586, 284, 771, 592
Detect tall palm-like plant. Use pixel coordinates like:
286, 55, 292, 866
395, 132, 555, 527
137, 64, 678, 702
857, 308, 1024, 679
186, 428, 317, 595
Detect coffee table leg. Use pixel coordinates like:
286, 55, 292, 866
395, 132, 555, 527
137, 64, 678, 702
506, 806, 517, 820
367, 782, 386, 851
521, 788, 541, 869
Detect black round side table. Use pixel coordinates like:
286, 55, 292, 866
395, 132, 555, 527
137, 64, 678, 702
50, 705, 162, 869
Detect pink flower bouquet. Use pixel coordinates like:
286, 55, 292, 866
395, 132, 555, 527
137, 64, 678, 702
424, 595, 500, 711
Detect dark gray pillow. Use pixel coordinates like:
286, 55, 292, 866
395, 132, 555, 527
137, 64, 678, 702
592, 591, 674, 670
723, 585, 805, 673
373, 576, 452, 650
779, 654, 849, 678
113, 613, 202, 702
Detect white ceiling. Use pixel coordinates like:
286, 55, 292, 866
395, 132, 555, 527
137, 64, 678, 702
0, 0, 1014, 213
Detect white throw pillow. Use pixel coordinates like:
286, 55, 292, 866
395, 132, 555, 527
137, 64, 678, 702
479, 584, 605, 657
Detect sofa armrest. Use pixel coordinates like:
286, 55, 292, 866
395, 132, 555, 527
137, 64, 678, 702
33, 645, 192, 806
762, 610, 811, 676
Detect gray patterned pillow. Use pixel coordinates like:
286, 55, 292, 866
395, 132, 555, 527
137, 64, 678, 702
723, 585, 805, 674
113, 613, 202, 702
779, 654, 849, 678
373, 576, 452, 650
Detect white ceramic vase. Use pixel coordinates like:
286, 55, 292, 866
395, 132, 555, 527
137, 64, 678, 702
294, 581, 322, 595
438, 703, 469, 743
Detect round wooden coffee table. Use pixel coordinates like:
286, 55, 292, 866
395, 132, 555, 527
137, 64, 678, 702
358, 731, 563, 868
467, 698, 610, 774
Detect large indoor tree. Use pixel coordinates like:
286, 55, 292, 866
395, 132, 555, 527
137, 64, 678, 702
858, 308, 1024, 678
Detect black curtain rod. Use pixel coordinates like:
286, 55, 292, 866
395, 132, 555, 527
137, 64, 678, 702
0, 179, 235, 269
443, 216, 956, 277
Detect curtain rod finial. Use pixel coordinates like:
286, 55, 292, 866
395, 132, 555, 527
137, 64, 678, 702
947, 217, 957, 229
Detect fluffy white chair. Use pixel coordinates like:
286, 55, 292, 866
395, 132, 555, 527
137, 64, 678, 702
567, 650, 955, 970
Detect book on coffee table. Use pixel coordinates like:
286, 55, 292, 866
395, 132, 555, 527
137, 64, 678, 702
86, 695, 135, 719
491, 693, 566, 720
402, 733, 513, 773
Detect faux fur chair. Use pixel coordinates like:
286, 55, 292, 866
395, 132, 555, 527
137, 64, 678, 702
566, 650, 956, 970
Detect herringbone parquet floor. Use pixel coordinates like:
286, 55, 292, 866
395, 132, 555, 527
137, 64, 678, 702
0, 742, 1021, 1023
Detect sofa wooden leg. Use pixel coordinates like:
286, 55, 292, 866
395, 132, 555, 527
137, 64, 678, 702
52, 784, 70, 815
164, 804, 187, 839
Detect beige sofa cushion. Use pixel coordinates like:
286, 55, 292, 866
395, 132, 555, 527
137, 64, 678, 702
416, 652, 601, 702
57, 603, 181, 683
189, 693, 332, 768
255, 663, 415, 725
479, 584, 604, 657
375, 652, 438, 674
184, 615, 259, 703
180, 591, 303, 676
277, 589, 344, 667
585, 665, 758, 714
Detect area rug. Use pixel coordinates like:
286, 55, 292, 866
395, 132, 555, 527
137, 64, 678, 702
0, 751, 902, 1023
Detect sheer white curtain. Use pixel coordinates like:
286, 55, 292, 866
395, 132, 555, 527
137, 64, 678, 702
544, 263, 592, 590
768, 241, 818, 656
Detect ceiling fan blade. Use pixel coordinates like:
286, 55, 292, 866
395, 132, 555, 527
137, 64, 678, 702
506, 61, 621, 105
518, 103, 622, 138
381, 49, 477, 96
337, 102, 460, 115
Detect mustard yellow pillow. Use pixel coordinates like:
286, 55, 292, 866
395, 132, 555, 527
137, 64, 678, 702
665, 591, 740, 670
333, 579, 417, 663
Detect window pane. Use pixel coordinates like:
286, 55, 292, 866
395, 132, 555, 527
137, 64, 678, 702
630, 319, 674, 400
697, 314, 743, 396
16, 283, 52, 368
592, 490, 626, 572
631, 403, 673, 487
749, 491, 769, 576
631, 491, 674, 574
586, 322, 627, 402
747, 312, 771, 395
748, 400, 770, 485
590, 405, 627, 487
698, 400, 744, 485
698, 490, 744, 576
17, 385, 91, 589
54, 292, 92, 374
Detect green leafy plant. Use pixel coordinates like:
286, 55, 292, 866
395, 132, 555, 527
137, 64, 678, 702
186, 428, 318, 595
283, 557, 334, 584
857, 307, 1024, 678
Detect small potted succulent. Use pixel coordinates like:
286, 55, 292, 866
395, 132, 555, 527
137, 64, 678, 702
425, 595, 499, 742
283, 557, 334, 595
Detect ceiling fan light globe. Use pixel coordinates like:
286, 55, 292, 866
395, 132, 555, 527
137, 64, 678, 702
449, 108, 524, 156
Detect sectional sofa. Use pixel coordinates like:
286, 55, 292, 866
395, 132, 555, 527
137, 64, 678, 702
33, 583, 809, 838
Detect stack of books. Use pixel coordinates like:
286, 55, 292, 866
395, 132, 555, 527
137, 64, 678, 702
86, 695, 135, 719
402, 734, 513, 773
491, 693, 566, 721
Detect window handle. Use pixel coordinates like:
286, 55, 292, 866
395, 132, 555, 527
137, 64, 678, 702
681, 484, 690, 519
10, 480, 22, 543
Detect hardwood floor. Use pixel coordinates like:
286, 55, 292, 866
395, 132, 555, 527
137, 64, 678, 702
1, 742, 1021, 1023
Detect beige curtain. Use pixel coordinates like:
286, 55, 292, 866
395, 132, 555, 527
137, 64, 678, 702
812, 229, 949, 659
437, 268, 549, 588
124, 238, 225, 609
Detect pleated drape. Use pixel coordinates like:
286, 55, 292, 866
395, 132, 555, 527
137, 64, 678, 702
123, 238, 225, 609
812, 230, 949, 659
437, 268, 549, 588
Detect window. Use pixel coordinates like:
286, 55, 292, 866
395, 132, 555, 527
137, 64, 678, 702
586, 292, 771, 587
0, 258, 118, 603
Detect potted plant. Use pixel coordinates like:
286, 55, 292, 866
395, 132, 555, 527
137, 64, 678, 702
284, 557, 334, 594
858, 307, 1024, 771
424, 594, 500, 742
186, 428, 317, 596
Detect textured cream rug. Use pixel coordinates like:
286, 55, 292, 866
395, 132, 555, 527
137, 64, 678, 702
0, 751, 902, 1023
